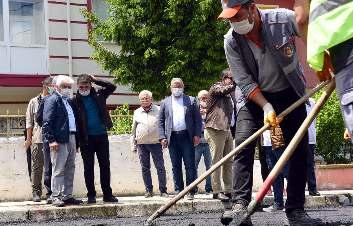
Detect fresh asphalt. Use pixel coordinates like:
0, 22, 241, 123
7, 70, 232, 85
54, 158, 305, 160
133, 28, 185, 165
3, 206, 353, 226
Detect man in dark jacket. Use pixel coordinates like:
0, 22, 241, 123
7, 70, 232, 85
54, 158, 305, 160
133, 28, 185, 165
73, 74, 118, 204
42, 75, 82, 207
204, 69, 235, 201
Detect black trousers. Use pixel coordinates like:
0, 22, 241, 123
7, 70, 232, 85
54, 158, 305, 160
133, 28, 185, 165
233, 87, 308, 211
43, 141, 52, 197
81, 134, 113, 198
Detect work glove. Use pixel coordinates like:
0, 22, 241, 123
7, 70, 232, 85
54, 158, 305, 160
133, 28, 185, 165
263, 103, 277, 128
316, 52, 333, 82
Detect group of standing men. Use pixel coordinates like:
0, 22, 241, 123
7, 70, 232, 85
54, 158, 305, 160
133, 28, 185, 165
25, 74, 118, 207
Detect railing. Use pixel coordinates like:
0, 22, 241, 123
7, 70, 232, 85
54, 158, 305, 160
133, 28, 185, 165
0, 114, 26, 137
0, 114, 133, 137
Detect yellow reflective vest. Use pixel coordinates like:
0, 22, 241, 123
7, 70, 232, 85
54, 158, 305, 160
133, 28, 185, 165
307, 0, 353, 71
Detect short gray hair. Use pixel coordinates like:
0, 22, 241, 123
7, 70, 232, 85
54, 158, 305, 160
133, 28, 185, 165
197, 90, 209, 99
170, 78, 184, 87
139, 90, 153, 99
55, 75, 74, 87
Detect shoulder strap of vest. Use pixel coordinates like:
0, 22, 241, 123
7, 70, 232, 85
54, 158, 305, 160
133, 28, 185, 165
231, 30, 259, 83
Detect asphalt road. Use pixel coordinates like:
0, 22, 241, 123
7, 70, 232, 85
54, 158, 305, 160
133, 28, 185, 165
3, 207, 353, 226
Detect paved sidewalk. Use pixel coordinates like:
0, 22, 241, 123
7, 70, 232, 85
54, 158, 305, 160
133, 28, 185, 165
0, 190, 352, 224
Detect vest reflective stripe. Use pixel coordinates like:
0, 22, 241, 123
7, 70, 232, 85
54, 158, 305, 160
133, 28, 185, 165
307, 0, 353, 71
310, 0, 349, 22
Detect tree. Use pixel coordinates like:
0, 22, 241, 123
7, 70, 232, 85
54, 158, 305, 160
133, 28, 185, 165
84, 0, 229, 100
314, 90, 347, 163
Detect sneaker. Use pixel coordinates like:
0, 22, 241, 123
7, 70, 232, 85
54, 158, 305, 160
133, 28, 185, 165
87, 196, 96, 204
160, 192, 169, 198
186, 193, 194, 200
63, 197, 83, 205
213, 192, 230, 201
309, 190, 321, 196
32, 193, 41, 202
286, 209, 322, 226
52, 198, 65, 207
221, 202, 253, 226
103, 196, 119, 203
263, 204, 284, 212
144, 191, 153, 198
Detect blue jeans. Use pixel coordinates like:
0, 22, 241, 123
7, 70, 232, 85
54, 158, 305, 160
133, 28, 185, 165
195, 143, 212, 193
168, 131, 197, 193
307, 144, 318, 192
264, 146, 289, 207
137, 144, 167, 193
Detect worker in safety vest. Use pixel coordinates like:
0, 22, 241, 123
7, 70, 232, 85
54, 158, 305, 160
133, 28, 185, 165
217, 0, 323, 225
307, 0, 353, 143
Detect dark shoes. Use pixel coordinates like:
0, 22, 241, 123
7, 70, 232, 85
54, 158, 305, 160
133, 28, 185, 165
103, 196, 119, 203
52, 199, 65, 207
213, 192, 231, 201
87, 196, 97, 204
185, 193, 194, 200
63, 197, 83, 205
160, 192, 169, 198
221, 202, 253, 226
309, 190, 321, 196
46, 197, 53, 204
32, 193, 41, 202
286, 209, 323, 226
144, 191, 154, 198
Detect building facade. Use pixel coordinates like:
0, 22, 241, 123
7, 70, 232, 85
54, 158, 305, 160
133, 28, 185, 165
0, 0, 317, 135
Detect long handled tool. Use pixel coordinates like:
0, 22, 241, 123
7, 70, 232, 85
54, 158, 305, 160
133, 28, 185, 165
222, 79, 336, 226
144, 80, 330, 226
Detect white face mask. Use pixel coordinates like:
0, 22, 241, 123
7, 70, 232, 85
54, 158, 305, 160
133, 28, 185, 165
60, 88, 72, 98
79, 90, 90, 96
230, 13, 254, 35
172, 88, 184, 97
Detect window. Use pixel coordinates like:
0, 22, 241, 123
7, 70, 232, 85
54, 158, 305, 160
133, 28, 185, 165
9, 0, 45, 45
92, 0, 109, 21
0, 1, 3, 41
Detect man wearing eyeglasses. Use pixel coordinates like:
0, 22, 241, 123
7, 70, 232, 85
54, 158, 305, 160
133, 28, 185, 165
73, 74, 118, 204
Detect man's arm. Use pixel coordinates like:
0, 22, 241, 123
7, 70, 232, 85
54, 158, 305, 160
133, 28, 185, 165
158, 101, 167, 141
209, 82, 236, 97
91, 76, 117, 99
293, 0, 309, 42
25, 99, 34, 149
130, 111, 138, 152
224, 38, 259, 99
42, 96, 57, 144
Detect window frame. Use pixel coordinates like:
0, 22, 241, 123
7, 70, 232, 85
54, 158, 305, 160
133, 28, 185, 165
0, 0, 47, 48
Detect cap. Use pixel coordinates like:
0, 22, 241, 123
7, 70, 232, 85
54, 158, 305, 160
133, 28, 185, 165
218, 0, 250, 19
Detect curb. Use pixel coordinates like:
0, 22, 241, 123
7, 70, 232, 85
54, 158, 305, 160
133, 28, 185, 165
0, 194, 352, 224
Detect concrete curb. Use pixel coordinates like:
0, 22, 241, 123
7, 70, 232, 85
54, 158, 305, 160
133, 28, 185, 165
0, 194, 352, 224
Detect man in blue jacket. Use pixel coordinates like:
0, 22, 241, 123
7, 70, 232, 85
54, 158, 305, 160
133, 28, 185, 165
158, 78, 202, 200
218, 0, 318, 225
42, 75, 82, 207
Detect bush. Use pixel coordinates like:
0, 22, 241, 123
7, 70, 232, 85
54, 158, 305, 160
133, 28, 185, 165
314, 90, 347, 164
110, 104, 133, 135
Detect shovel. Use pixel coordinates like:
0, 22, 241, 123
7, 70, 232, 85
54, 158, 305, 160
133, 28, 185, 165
221, 79, 335, 226
144, 79, 331, 226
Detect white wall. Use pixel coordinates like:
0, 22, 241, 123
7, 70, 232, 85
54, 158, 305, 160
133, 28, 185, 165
0, 135, 263, 201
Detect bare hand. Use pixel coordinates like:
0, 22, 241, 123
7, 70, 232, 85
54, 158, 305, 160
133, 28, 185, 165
193, 136, 201, 146
344, 128, 351, 141
161, 139, 168, 149
49, 142, 59, 152
24, 139, 32, 150
89, 75, 96, 82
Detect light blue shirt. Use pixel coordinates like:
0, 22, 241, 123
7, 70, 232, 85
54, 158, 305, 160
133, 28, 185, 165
60, 95, 76, 132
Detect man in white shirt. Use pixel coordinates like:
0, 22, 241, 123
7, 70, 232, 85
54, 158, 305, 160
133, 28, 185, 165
158, 78, 202, 200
